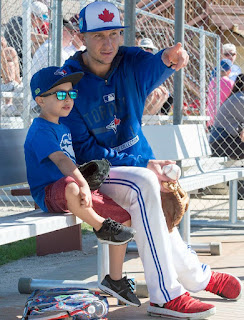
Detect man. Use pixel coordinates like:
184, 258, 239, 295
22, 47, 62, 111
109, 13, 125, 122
211, 43, 241, 82
222, 43, 241, 82
3, 1, 50, 74
69, 14, 86, 51
139, 37, 173, 115
31, 1, 50, 53
139, 37, 158, 53
60, 1, 242, 318
31, 18, 76, 75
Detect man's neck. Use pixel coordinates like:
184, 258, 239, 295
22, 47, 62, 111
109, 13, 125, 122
82, 52, 111, 78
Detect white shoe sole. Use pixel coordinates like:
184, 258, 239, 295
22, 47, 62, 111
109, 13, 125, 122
98, 236, 134, 245
147, 305, 216, 319
99, 283, 140, 307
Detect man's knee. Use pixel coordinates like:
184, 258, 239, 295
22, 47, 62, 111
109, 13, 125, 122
133, 167, 160, 190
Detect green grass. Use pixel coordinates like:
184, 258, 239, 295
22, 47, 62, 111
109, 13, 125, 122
0, 223, 93, 266
0, 237, 36, 266
81, 222, 93, 235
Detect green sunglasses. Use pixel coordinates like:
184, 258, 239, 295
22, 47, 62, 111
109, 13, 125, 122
41, 89, 78, 100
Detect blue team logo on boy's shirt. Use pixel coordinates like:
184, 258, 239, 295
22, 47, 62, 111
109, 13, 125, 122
60, 133, 76, 163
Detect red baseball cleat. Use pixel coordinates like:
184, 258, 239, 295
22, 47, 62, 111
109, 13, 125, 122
205, 271, 242, 300
147, 292, 216, 319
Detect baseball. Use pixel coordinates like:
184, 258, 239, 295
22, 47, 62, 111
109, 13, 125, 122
162, 164, 181, 180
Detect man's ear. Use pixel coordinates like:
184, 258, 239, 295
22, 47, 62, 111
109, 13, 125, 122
35, 96, 44, 107
80, 33, 86, 45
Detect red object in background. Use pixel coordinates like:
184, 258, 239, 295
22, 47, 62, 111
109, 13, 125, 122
38, 21, 49, 35
169, 99, 200, 116
185, 99, 200, 115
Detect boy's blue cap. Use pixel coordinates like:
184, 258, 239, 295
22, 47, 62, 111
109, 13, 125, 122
30, 66, 84, 100
220, 59, 233, 72
79, 1, 128, 33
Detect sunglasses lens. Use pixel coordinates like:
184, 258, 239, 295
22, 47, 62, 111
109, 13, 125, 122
225, 52, 235, 56
55, 90, 78, 100
56, 91, 67, 100
69, 90, 78, 99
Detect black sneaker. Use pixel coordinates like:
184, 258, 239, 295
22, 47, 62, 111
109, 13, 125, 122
94, 218, 136, 245
99, 275, 141, 307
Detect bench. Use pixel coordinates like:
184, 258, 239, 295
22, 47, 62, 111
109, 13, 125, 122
0, 128, 84, 255
142, 124, 244, 247
1, 124, 244, 294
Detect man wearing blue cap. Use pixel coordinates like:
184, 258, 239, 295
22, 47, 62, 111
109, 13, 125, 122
60, 2, 242, 318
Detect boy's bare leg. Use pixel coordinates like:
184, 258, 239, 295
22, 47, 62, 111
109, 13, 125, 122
65, 182, 104, 230
109, 220, 131, 280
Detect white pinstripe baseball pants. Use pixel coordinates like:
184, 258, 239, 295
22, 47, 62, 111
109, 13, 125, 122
100, 166, 211, 304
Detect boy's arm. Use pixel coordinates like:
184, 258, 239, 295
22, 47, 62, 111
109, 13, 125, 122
49, 151, 92, 207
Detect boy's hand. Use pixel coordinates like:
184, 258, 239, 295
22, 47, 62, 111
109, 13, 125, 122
79, 182, 93, 207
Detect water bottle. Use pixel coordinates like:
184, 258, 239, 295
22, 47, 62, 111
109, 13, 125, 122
87, 300, 107, 318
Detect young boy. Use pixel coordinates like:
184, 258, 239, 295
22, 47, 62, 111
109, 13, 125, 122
24, 66, 136, 246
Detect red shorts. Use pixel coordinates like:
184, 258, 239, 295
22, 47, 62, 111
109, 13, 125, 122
44, 176, 130, 223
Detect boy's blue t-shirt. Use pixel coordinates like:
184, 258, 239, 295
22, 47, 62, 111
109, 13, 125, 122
24, 117, 76, 212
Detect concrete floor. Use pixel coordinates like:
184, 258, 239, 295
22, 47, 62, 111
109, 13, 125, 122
0, 227, 243, 319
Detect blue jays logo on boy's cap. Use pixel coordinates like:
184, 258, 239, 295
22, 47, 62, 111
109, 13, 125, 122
79, 1, 128, 33
30, 66, 84, 100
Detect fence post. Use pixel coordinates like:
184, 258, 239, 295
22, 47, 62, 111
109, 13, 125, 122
124, 0, 136, 46
56, 0, 63, 67
0, 7, 2, 122
216, 36, 221, 112
173, 0, 185, 125
51, 0, 63, 67
199, 27, 206, 116
22, 0, 32, 128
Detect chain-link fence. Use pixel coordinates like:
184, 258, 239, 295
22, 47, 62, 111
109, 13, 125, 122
1, 0, 244, 221
135, 0, 244, 219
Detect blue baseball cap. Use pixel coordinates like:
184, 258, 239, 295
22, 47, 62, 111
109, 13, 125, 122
220, 59, 233, 72
79, 1, 128, 33
30, 66, 84, 100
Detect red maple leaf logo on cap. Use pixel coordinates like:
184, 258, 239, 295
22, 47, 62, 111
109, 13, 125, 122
98, 9, 114, 22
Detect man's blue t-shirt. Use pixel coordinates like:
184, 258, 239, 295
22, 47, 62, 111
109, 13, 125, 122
24, 117, 76, 211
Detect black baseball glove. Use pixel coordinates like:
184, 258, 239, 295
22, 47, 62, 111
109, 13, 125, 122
78, 159, 110, 190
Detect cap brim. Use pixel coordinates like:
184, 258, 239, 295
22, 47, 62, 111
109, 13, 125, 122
140, 45, 157, 50
51, 72, 84, 89
82, 25, 128, 33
